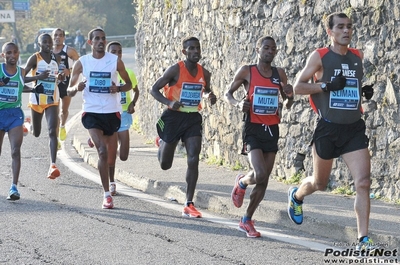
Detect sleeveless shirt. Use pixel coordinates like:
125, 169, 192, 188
310, 47, 363, 124
55, 45, 73, 90
247, 65, 282, 125
119, 68, 137, 112
80, 52, 121, 113
164, 61, 205, 113
0, 63, 24, 109
28, 52, 60, 105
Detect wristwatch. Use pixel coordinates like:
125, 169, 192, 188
320, 82, 327, 92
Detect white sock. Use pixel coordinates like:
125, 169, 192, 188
104, 191, 111, 198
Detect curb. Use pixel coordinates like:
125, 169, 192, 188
72, 134, 400, 248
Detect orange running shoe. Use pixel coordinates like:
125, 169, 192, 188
102, 196, 114, 209
231, 174, 246, 208
239, 218, 261, 238
182, 203, 202, 218
47, 165, 60, 179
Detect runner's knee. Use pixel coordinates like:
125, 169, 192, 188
354, 175, 371, 190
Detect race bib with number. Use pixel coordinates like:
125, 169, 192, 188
329, 78, 360, 110
120, 91, 127, 105
39, 75, 57, 96
179, 82, 203, 107
252, 86, 279, 115
0, 81, 19, 103
89, 71, 112, 93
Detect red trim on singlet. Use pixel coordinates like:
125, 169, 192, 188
309, 47, 362, 115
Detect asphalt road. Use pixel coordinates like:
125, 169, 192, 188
0, 48, 392, 265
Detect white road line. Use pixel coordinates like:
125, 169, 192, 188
58, 114, 400, 265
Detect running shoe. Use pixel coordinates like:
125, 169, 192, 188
231, 174, 246, 208
238, 218, 261, 238
57, 140, 61, 150
22, 117, 31, 136
22, 123, 29, 136
182, 203, 202, 218
88, 138, 94, 148
102, 196, 114, 209
47, 164, 61, 179
59, 127, 67, 141
356, 236, 376, 253
155, 136, 163, 147
287, 187, 303, 224
110, 183, 117, 196
6, 186, 20, 201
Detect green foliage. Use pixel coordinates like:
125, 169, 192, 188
206, 155, 224, 166
144, 139, 154, 145
5, 0, 135, 52
165, 0, 172, 9
282, 170, 305, 185
331, 186, 355, 196
131, 115, 141, 133
381, 96, 388, 107
177, 0, 183, 12
374, 195, 400, 205
231, 160, 244, 171
344, 7, 353, 18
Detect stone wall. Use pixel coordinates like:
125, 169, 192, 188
133, 0, 400, 201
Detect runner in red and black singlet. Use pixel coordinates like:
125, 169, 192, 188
225, 36, 294, 238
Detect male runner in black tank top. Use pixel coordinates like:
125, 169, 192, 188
52, 28, 80, 142
289, 12, 375, 251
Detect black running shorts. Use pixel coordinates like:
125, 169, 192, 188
156, 109, 202, 143
58, 80, 69, 99
242, 123, 279, 154
82, 112, 121, 136
312, 118, 369, 160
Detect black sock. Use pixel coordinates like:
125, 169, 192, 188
293, 193, 303, 204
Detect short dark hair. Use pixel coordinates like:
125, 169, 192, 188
52, 28, 65, 37
256, 36, 275, 48
325, 12, 349, 29
38, 33, 52, 43
2, 42, 18, 53
88, 28, 105, 41
106, 41, 122, 51
182, 36, 199, 49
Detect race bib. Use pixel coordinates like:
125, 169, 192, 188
329, 78, 360, 110
0, 81, 19, 103
179, 82, 203, 107
36, 71, 57, 96
120, 91, 127, 104
252, 86, 279, 115
89, 71, 111, 93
